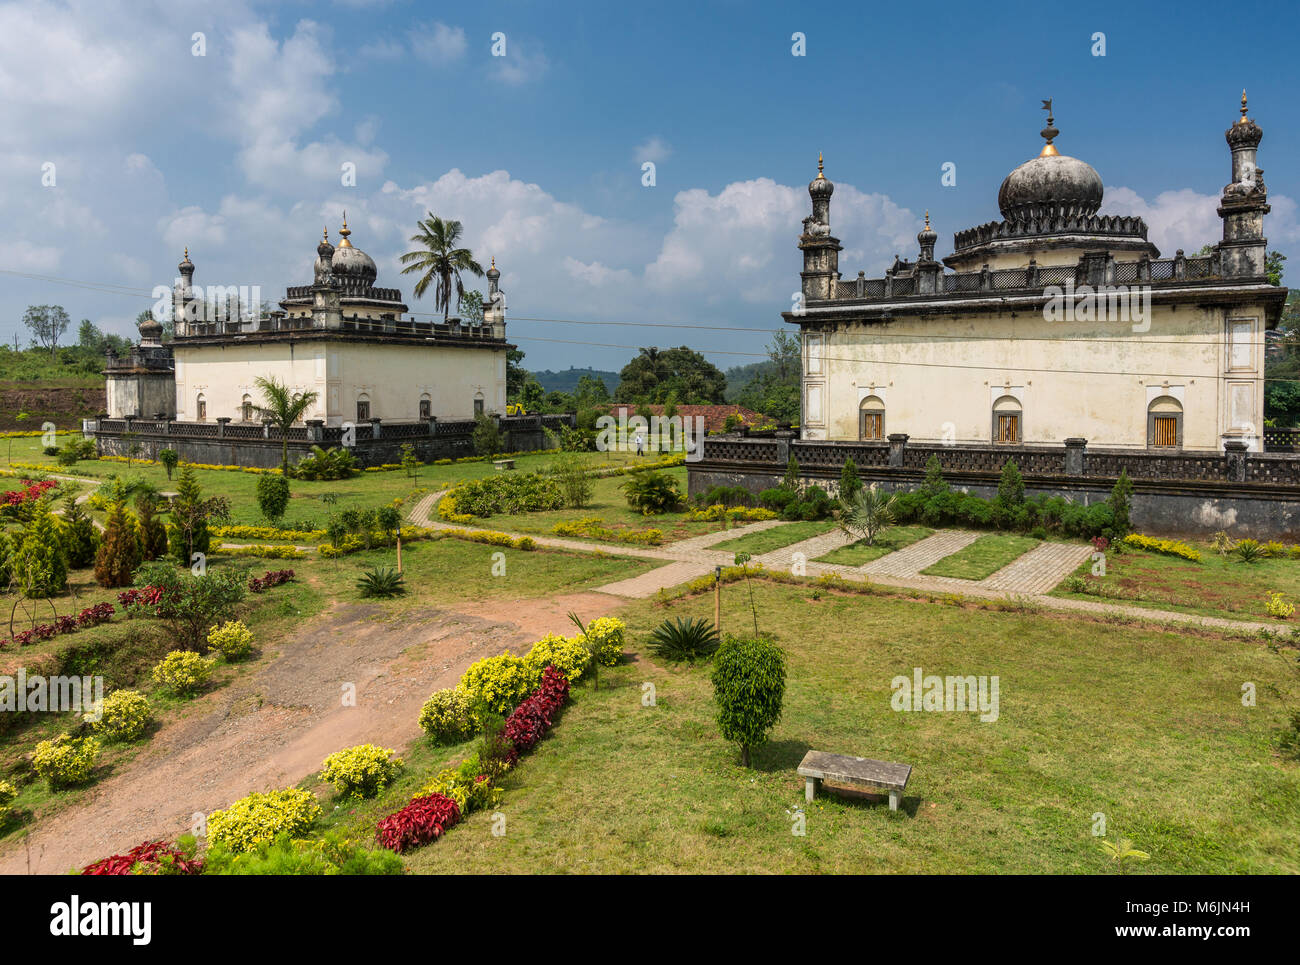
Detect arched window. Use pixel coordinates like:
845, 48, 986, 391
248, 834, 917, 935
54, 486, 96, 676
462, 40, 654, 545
859, 396, 885, 440
992, 395, 1022, 444
1148, 396, 1182, 448
356, 394, 371, 422
473, 392, 485, 417
196, 393, 207, 422
241, 395, 254, 422
419, 394, 432, 420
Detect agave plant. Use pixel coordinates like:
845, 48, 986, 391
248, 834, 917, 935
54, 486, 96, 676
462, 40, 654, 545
838, 483, 897, 547
357, 565, 405, 598
646, 617, 720, 661
1234, 538, 1265, 564
293, 446, 359, 481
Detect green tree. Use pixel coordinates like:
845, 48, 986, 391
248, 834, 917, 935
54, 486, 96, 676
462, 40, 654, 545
839, 457, 861, 501
15, 499, 69, 597
838, 483, 897, 547
506, 348, 530, 400
921, 454, 949, 498
399, 443, 421, 480
996, 460, 1025, 508
94, 500, 142, 588
1266, 250, 1286, 287
256, 473, 290, 524
133, 560, 246, 652
472, 412, 503, 456
711, 634, 787, 767
457, 289, 485, 323
399, 213, 484, 323
782, 453, 800, 491
135, 492, 169, 561
615, 346, 726, 404
519, 377, 546, 412
59, 497, 99, 568
22, 304, 71, 358
1107, 468, 1134, 535
253, 376, 319, 473
168, 465, 228, 561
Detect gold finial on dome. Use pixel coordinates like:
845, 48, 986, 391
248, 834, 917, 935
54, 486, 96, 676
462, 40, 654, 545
337, 211, 353, 248
924, 210, 931, 230
1039, 98, 1060, 156
817, 152, 825, 178
491, 256, 496, 268
323, 226, 329, 241
1239, 88, 1249, 123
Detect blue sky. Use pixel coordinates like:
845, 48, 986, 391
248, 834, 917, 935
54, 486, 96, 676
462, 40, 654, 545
2, 0, 1296, 372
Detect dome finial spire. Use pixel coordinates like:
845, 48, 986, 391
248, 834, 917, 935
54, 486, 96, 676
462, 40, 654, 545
338, 211, 352, 248
1039, 98, 1060, 157
817, 152, 824, 178
1239, 88, 1249, 123
924, 210, 930, 230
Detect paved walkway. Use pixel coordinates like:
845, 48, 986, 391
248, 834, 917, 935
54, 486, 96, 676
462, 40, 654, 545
861, 530, 980, 578
404, 492, 1279, 633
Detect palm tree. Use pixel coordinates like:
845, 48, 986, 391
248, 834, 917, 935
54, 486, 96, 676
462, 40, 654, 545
838, 483, 897, 547
398, 214, 484, 322
254, 376, 319, 473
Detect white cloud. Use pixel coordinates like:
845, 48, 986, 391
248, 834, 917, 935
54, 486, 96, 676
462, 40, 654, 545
410, 22, 467, 64
634, 137, 673, 164
358, 38, 405, 60
1103, 184, 1299, 256
489, 36, 549, 85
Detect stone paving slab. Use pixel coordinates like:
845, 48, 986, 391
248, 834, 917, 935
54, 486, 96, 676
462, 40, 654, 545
755, 527, 856, 571
597, 560, 717, 598
981, 541, 1093, 594
860, 530, 980, 578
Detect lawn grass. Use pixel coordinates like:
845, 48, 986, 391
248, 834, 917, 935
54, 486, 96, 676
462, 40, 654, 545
711, 519, 837, 557
815, 525, 933, 566
921, 533, 1041, 580
365, 581, 1300, 874
1050, 540, 1300, 624
473, 468, 751, 545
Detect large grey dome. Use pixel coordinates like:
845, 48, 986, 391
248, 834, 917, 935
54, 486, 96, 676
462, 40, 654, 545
330, 216, 377, 281
998, 152, 1103, 222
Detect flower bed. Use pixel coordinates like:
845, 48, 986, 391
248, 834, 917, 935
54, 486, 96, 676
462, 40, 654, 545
502, 666, 570, 765
375, 793, 461, 853
82, 840, 203, 876
2, 601, 115, 648
1123, 533, 1202, 562
0, 478, 57, 509
551, 517, 664, 545
249, 569, 295, 593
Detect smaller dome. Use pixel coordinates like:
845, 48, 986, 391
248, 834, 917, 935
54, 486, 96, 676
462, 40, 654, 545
917, 211, 937, 246
178, 247, 193, 274
486, 256, 500, 280
809, 153, 833, 199
331, 216, 376, 280
138, 314, 163, 343
317, 227, 334, 260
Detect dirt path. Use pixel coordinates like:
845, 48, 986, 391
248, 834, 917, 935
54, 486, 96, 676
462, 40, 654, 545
0, 591, 622, 875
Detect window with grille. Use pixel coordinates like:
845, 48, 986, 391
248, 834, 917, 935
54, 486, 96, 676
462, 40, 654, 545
357, 400, 370, 422
995, 413, 1020, 443
1151, 415, 1177, 447
196, 397, 206, 421
419, 398, 432, 420
474, 398, 485, 417
860, 411, 884, 440
242, 398, 253, 422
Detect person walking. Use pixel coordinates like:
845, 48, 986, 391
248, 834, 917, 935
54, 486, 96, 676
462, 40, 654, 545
634, 430, 645, 456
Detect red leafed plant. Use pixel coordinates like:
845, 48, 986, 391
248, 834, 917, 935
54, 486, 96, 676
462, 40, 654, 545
375, 792, 460, 854
81, 840, 203, 876
502, 665, 570, 765
0, 479, 57, 507
249, 569, 295, 593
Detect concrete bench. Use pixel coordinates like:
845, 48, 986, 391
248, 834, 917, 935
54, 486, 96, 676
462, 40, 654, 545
797, 750, 911, 811
493, 459, 516, 471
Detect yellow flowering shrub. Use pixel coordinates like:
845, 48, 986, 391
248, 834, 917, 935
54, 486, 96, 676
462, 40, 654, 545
1123, 533, 1201, 562
440, 527, 537, 551
218, 544, 307, 559
207, 788, 322, 852
86, 689, 152, 742
33, 734, 100, 788
418, 687, 478, 743
318, 744, 403, 798
581, 616, 627, 667
437, 493, 474, 524
151, 650, 216, 697
0, 779, 16, 825
207, 620, 255, 660
1265, 591, 1295, 619
416, 762, 502, 815
525, 632, 591, 682
459, 653, 541, 716
213, 525, 326, 542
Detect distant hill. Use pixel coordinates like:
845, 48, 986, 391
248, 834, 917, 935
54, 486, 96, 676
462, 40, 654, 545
531, 367, 620, 395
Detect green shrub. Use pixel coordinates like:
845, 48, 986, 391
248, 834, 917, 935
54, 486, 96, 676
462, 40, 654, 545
151, 650, 216, 697
357, 564, 405, 598
417, 754, 503, 815
292, 445, 358, 481
472, 412, 503, 456
206, 788, 322, 853
459, 652, 539, 717
58, 498, 99, 568
839, 458, 862, 501
0, 779, 16, 825
646, 616, 720, 661
318, 744, 403, 798
256, 472, 291, 523
133, 560, 247, 650
580, 616, 626, 666
525, 632, 591, 682
158, 448, 179, 480
13, 499, 68, 597
418, 687, 478, 743
207, 620, 255, 660
1107, 469, 1134, 535
997, 460, 1025, 508
93, 500, 141, 588
202, 831, 403, 875
86, 689, 152, 742
33, 733, 100, 788
711, 634, 786, 767
621, 470, 682, 515
444, 472, 565, 518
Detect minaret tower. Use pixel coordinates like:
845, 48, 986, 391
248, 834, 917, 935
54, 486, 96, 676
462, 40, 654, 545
798, 154, 842, 301
1217, 90, 1270, 279
173, 248, 196, 336
483, 257, 506, 338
